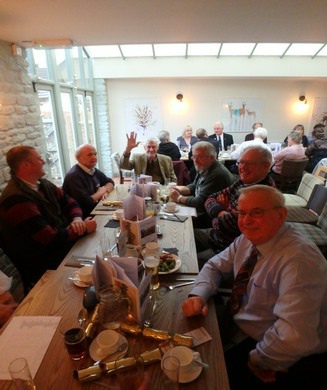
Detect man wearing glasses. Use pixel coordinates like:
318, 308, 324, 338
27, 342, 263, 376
195, 145, 274, 267
182, 185, 327, 389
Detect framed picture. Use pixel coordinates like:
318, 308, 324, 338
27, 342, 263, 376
315, 166, 327, 181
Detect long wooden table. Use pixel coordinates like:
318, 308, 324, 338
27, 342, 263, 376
0, 268, 229, 389
0, 203, 230, 389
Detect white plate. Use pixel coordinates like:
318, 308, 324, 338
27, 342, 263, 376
163, 205, 180, 214
89, 332, 128, 362
161, 349, 202, 383
159, 254, 181, 274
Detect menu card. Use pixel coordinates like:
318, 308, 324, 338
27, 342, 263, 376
0, 316, 61, 380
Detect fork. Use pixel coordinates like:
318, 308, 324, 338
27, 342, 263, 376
167, 281, 194, 290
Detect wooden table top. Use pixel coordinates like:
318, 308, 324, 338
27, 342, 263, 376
0, 269, 230, 390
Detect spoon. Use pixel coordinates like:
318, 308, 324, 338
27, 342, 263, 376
93, 342, 128, 365
166, 281, 194, 290
194, 359, 210, 368
77, 308, 89, 327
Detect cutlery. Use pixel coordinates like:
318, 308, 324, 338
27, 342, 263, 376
194, 359, 210, 368
93, 342, 129, 365
166, 281, 194, 290
77, 308, 89, 327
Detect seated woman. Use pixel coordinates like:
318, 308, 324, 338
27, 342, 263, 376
305, 124, 327, 173
271, 131, 306, 176
176, 125, 198, 153
283, 124, 309, 148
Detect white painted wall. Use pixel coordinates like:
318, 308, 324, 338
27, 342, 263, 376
106, 77, 327, 154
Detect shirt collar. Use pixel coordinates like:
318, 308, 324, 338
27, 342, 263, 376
20, 179, 40, 191
78, 162, 95, 175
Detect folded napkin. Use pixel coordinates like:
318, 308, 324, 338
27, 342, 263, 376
105, 219, 120, 228
123, 194, 145, 220
163, 247, 179, 256
92, 255, 116, 294
65, 255, 95, 268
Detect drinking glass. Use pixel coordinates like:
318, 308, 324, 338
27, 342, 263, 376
100, 230, 115, 260
162, 355, 180, 389
143, 256, 160, 290
8, 358, 36, 390
115, 356, 144, 390
160, 185, 170, 204
59, 319, 88, 360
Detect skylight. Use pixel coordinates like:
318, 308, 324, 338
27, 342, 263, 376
85, 42, 327, 59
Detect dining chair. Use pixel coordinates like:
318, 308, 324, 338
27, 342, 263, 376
289, 201, 327, 259
286, 184, 327, 225
111, 152, 133, 184
172, 160, 191, 185
274, 158, 309, 194
283, 173, 325, 207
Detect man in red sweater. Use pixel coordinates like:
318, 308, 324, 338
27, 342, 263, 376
0, 146, 97, 294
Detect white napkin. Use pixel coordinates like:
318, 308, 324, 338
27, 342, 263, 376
0, 270, 12, 295
92, 255, 116, 294
130, 183, 151, 198
123, 194, 146, 220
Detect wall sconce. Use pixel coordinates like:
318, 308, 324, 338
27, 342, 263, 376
176, 93, 183, 102
299, 95, 307, 104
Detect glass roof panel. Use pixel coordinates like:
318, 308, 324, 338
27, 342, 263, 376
187, 43, 221, 56
315, 44, 327, 56
285, 43, 324, 56
86, 45, 121, 58
154, 43, 186, 56
252, 43, 290, 56
121, 44, 153, 57
220, 43, 256, 55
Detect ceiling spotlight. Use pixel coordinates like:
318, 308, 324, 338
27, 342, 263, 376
176, 93, 183, 102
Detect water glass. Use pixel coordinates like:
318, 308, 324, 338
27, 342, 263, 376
162, 355, 180, 389
8, 358, 36, 390
100, 230, 115, 260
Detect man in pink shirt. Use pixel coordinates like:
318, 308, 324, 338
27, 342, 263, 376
271, 131, 306, 175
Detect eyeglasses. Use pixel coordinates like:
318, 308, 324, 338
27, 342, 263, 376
236, 160, 261, 167
235, 207, 280, 218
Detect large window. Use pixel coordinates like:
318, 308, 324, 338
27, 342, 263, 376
27, 47, 96, 184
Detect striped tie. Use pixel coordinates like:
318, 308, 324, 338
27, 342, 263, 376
230, 246, 259, 314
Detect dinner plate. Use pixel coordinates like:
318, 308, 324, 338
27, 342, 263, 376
159, 254, 181, 274
161, 349, 202, 383
163, 205, 180, 214
89, 333, 128, 362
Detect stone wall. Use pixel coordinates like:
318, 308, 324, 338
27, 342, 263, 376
0, 41, 44, 192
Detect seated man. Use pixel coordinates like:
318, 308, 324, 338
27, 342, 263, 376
195, 145, 274, 267
120, 132, 177, 184
270, 131, 305, 177
157, 130, 181, 161
63, 144, 115, 218
208, 122, 234, 152
0, 146, 97, 293
169, 142, 234, 228
182, 185, 327, 389
305, 124, 327, 173
0, 270, 19, 327
230, 127, 270, 161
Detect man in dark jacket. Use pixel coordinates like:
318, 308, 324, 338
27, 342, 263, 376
63, 144, 115, 218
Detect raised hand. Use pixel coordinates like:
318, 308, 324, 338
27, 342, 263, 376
125, 131, 140, 153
